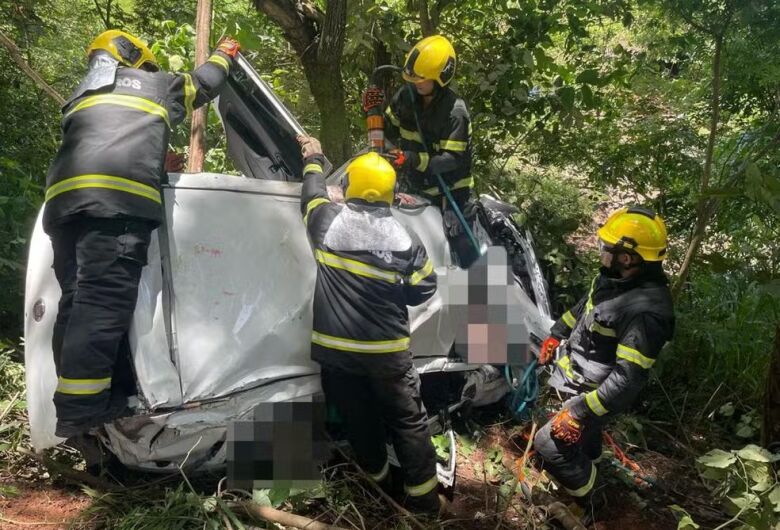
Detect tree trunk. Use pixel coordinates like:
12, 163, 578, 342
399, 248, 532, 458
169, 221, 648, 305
671, 36, 723, 299
763, 323, 780, 451
0, 29, 65, 106
187, 0, 212, 173
419, 0, 436, 36
303, 61, 351, 164
254, 0, 350, 166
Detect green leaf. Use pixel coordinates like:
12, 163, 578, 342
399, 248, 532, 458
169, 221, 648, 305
727, 493, 760, 514
487, 447, 504, 463
698, 449, 737, 468
669, 505, 700, 529
719, 402, 735, 417
268, 487, 290, 508
743, 461, 772, 492
458, 435, 475, 458
252, 489, 272, 507
168, 54, 185, 72
558, 86, 575, 109
737, 445, 772, 463
736, 425, 756, 438
576, 69, 600, 85
581, 85, 594, 108
745, 162, 761, 185
768, 485, 780, 513
700, 466, 729, 481
202, 495, 218, 512
522, 49, 534, 69
0, 485, 20, 498
431, 434, 451, 460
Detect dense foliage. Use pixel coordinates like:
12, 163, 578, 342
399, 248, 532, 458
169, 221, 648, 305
1, 0, 778, 408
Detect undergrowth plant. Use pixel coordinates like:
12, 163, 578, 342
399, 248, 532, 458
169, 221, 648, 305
0, 343, 27, 457
675, 444, 780, 530
659, 271, 780, 412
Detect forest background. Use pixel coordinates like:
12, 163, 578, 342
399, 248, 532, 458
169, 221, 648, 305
1, 0, 779, 528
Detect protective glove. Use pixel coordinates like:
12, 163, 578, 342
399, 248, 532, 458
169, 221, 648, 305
538, 336, 560, 365
388, 149, 418, 171
362, 86, 385, 114
297, 135, 323, 159
216, 36, 241, 58
164, 151, 185, 173
550, 408, 583, 444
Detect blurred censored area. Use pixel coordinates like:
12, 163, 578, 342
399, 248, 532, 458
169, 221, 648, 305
227, 397, 329, 490
443, 246, 531, 366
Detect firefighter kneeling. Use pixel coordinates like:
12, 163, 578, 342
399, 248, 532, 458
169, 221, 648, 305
297, 137, 442, 515
533, 207, 675, 520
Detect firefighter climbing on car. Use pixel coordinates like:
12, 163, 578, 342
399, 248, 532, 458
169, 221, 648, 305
362, 35, 481, 268
44, 29, 240, 441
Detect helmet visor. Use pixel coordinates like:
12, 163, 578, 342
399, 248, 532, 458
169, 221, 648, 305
598, 239, 616, 254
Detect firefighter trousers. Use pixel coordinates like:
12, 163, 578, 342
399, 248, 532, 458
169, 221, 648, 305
320, 365, 440, 510
49, 216, 152, 428
438, 191, 480, 269
533, 414, 603, 498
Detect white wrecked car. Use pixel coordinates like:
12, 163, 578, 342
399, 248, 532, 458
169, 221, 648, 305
24, 55, 553, 473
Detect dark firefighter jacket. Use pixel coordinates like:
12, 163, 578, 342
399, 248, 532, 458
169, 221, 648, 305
384, 85, 472, 201
43, 50, 235, 232
300, 155, 437, 377
548, 264, 675, 421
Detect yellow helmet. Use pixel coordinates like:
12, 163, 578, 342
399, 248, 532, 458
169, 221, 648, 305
343, 153, 397, 204
597, 206, 668, 262
87, 30, 158, 71
598, 206, 666, 261
402, 35, 456, 87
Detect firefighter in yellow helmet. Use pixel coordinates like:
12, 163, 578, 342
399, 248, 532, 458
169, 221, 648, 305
533, 206, 674, 523
45, 30, 240, 441
297, 136, 442, 516
363, 35, 478, 268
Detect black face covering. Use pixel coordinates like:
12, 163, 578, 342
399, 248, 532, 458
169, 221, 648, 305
606, 249, 641, 277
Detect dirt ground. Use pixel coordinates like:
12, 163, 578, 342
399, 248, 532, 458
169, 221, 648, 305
0, 481, 91, 529
0, 420, 722, 530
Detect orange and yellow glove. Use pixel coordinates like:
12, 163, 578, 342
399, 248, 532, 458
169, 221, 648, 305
216, 37, 241, 58
538, 336, 560, 365
550, 409, 582, 444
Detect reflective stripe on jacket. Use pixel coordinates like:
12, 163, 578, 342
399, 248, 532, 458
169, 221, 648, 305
43, 51, 234, 231
384, 86, 472, 198
548, 265, 675, 419
300, 155, 437, 376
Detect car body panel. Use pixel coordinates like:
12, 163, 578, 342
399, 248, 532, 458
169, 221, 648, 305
24, 55, 553, 469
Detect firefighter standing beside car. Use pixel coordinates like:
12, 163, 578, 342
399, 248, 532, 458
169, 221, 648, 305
363, 35, 479, 268
533, 207, 675, 521
297, 135, 442, 516
44, 30, 240, 439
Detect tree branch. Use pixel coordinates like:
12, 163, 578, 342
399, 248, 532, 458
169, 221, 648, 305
678, 10, 710, 36
671, 33, 724, 299
235, 501, 349, 530
254, 0, 316, 55
299, 0, 324, 26
0, 29, 65, 106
